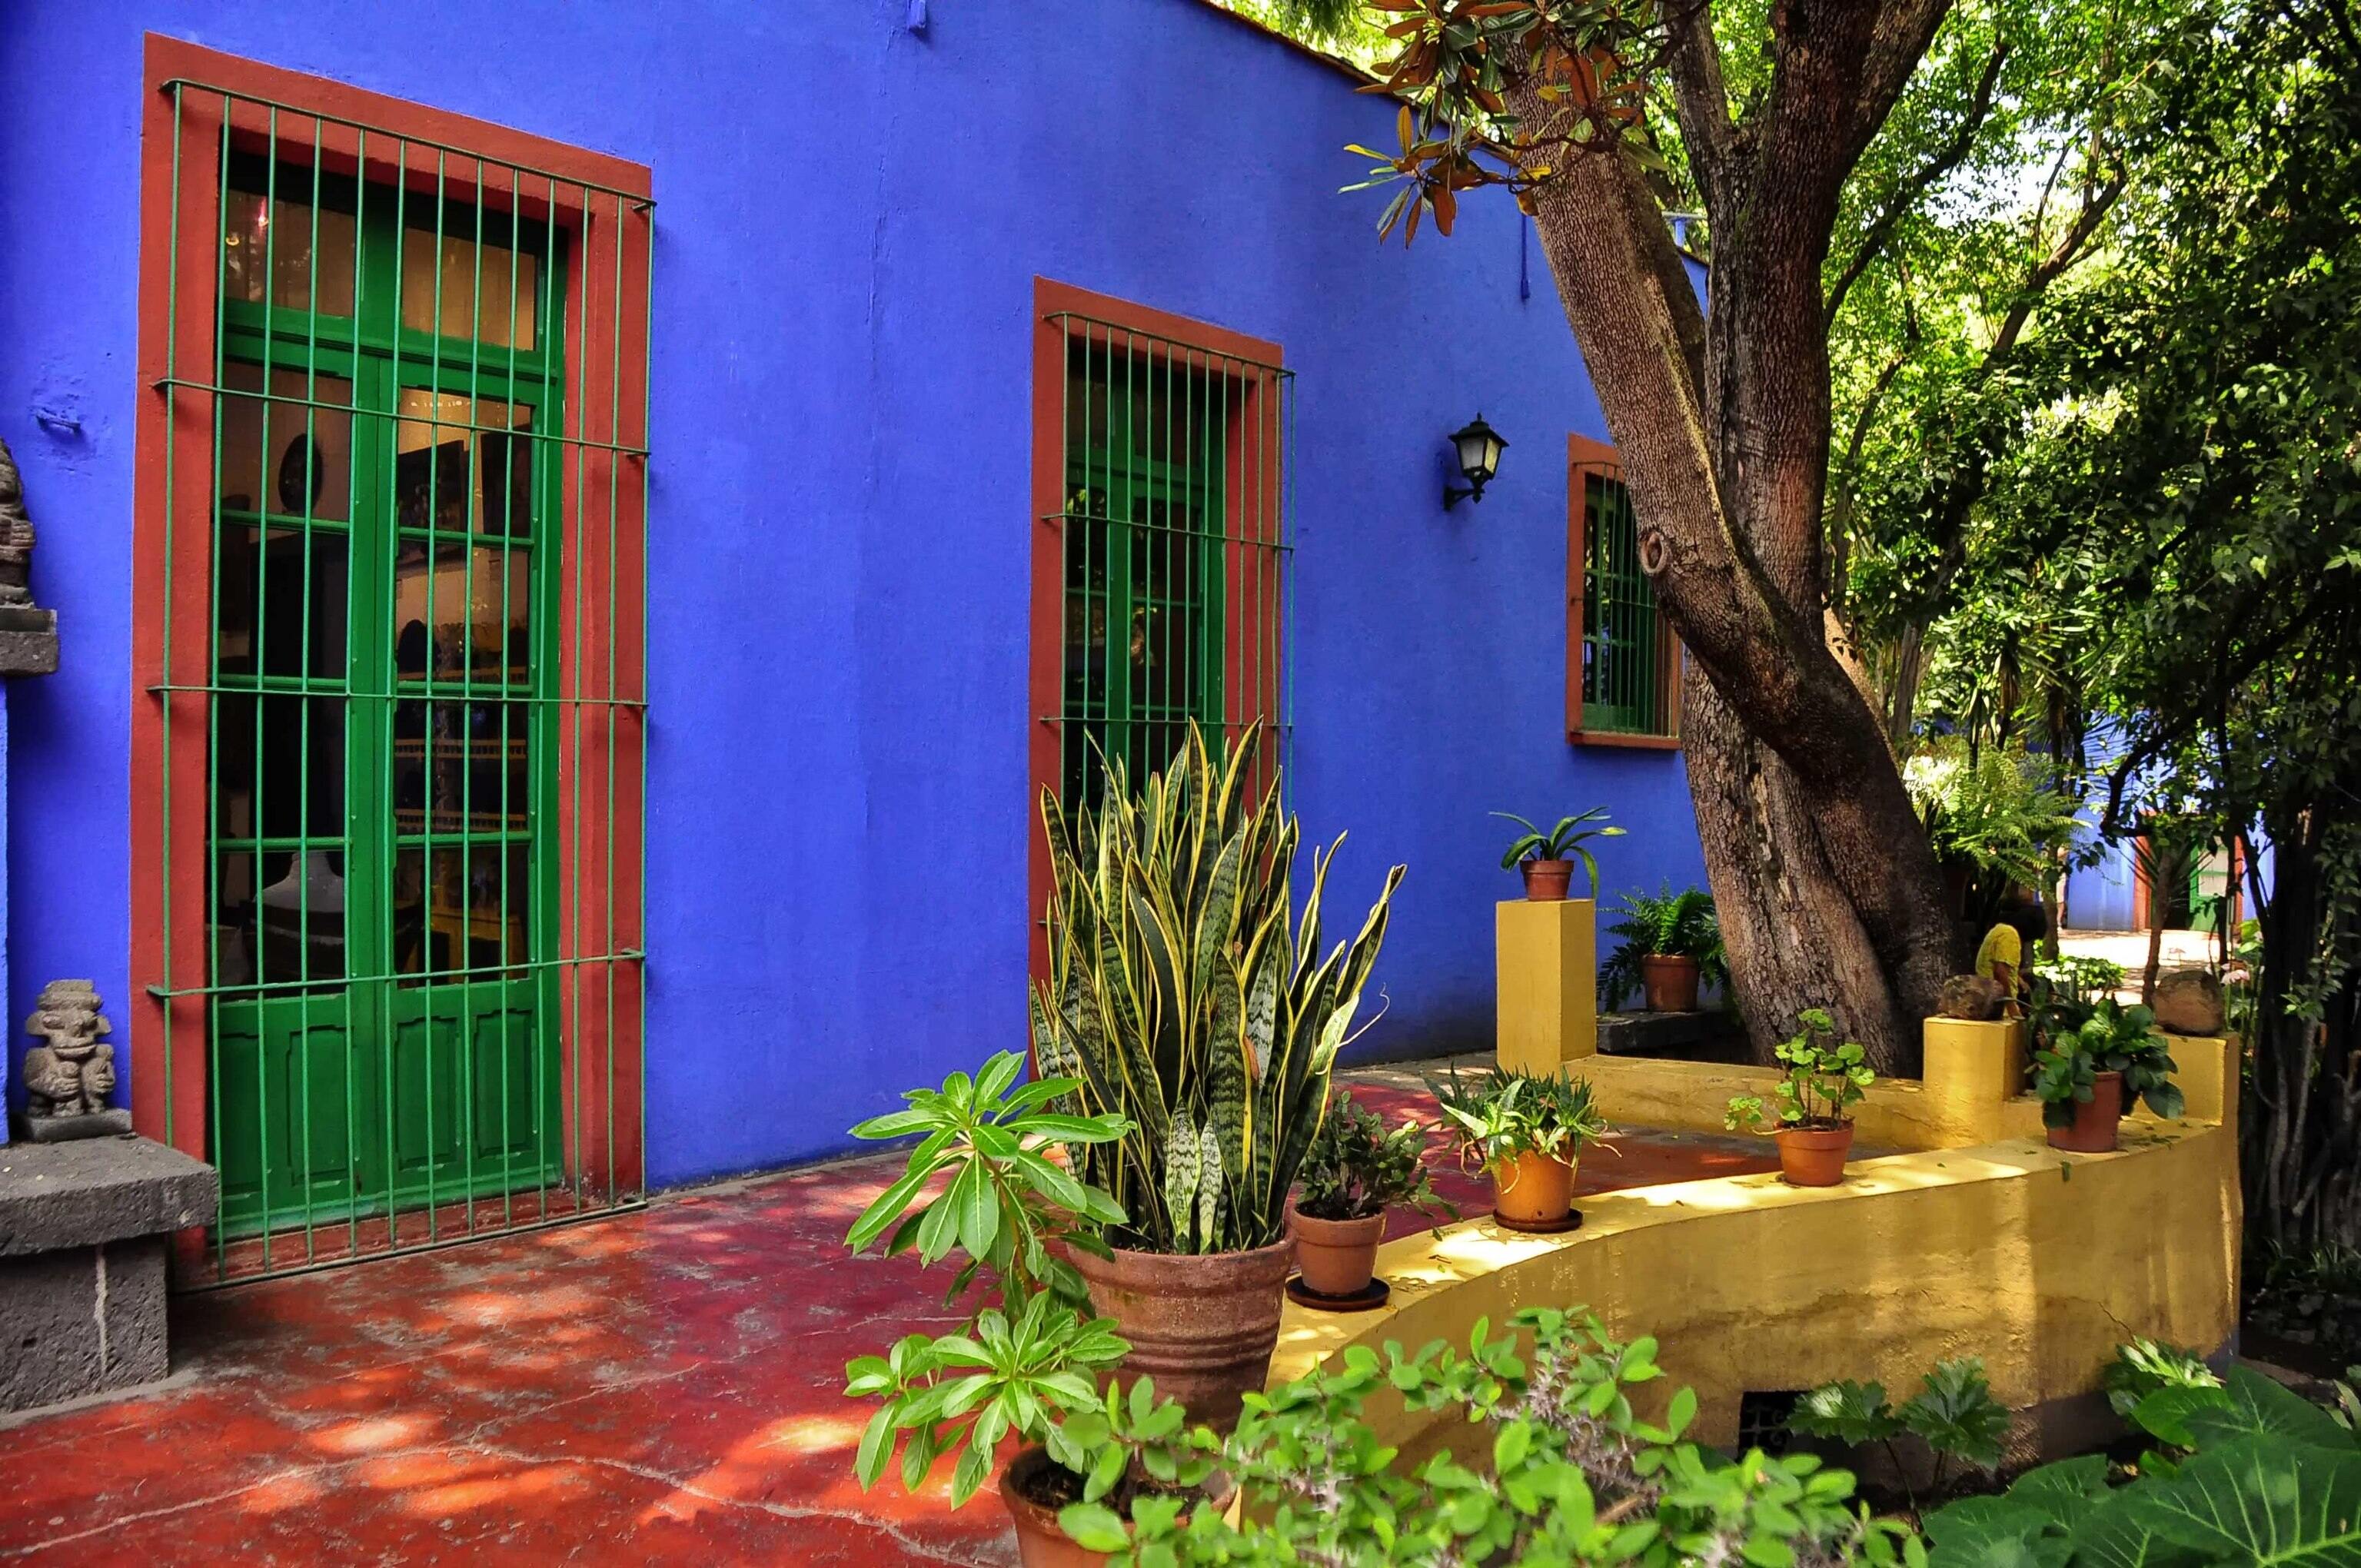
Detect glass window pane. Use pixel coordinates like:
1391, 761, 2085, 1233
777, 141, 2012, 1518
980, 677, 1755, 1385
393, 539, 530, 685
396, 390, 535, 537
401, 227, 539, 348
214, 525, 351, 682
218, 365, 354, 523
394, 843, 528, 982
223, 189, 358, 317
214, 694, 347, 842
394, 699, 530, 836
215, 845, 347, 988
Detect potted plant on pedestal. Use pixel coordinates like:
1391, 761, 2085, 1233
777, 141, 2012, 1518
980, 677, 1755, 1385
1491, 808, 1623, 901
2033, 996, 2182, 1153
1599, 882, 1728, 1012
1285, 1091, 1454, 1304
840, 1049, 1143, 1566
1430, 1065, 1608, 1231
1725, 1009, 1874, 1186
1029, 722, 1405, 1430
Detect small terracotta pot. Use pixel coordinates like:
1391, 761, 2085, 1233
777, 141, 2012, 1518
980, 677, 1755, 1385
2047, 1070, 2124, 1154
1490, 1148, 1576, 1224
1287, 1201, 1386, 1297
1520, 859, 1574, 902
1072, 1237, 1295, 1431
1639, 954, 1701, 1012
1773, 1123, 1854, 1187
1001, 1447, 1108, 1568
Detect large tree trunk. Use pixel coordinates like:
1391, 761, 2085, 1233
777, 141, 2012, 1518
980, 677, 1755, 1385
1504, 0, 1960, 1071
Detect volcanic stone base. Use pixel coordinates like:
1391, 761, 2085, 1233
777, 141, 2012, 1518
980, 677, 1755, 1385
13, 1110, 134, 1144
1597, 1008, 1750, 1061
0, 1237, 168, 1412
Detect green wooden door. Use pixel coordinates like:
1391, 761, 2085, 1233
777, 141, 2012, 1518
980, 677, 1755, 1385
208, 158, 564, 1239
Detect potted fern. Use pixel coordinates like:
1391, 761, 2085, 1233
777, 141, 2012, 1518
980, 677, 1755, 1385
1430, 1066, 1607, 1229
1492, 808, 1623, 901
1285, 1091, 1453, 1301
1029, 723, 1404, 1429
1600, 882, 1727, 1012
1724, 1009, 1873, 1186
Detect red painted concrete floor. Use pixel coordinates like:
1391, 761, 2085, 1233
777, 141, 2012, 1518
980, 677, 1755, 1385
0, 1069, 1774, 1566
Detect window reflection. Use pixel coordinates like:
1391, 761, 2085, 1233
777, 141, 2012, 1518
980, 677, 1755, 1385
392, 843, 529, 982
218, 365, 354, 523
394, 540, 530, 685
223, 190, 358, 317
396, 390, 534, 537
393, 699, 530, 835
401, 228, 539, 347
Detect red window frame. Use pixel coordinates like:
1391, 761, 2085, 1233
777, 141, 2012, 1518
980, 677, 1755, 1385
129, 35, 653, 1257
1026, 279, 1286, 980
1567, 431, 1681, 749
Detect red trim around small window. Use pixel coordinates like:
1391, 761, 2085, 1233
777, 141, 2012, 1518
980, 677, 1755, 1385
1566, 431, 1681, 750
1026, 279, 1285, 983
131, 36, 652, 1255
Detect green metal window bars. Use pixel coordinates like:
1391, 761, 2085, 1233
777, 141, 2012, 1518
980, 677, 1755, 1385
149, 81, 650, 1284
1044, 312, 1293, 809
1579, 467, 1671, 737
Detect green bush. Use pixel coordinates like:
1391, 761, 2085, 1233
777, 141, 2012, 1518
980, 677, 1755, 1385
1293, 1089, 1455, 1223
1599, 882, 1730, 1009
1791, 1360, 2009, 1510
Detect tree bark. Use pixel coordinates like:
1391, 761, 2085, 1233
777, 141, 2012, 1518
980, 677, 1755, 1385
1505, 0, 1959, 1071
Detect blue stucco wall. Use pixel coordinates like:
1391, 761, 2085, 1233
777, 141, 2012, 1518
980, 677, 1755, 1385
0, 0, 1708, 1188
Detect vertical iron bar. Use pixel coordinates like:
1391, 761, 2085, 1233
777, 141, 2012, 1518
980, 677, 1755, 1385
162, 85, 183, 1174
294, 117, 322, 1266
254, 108, 280, 1272
208, 93, 231, 1281
604, 189, 624, 1203
344, 126, 367, 1262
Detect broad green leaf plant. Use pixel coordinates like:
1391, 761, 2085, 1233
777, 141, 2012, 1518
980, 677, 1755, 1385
2031, 996, 2182, 1129
1294, 1089, 1455, 1224
1053, 1305, 1921, 1565
1494, 807, 1624, 897
840, 1051, 1134, 1506
1791, 1360, 2010, 1512
1599, 882, 1729, 1009
1725, 1009, 1876, 1134
1029, 722, 1406, 1254
1429, 1065, 1608, 1171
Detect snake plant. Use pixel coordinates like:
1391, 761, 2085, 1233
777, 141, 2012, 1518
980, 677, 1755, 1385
1028, 723, 1406, 1255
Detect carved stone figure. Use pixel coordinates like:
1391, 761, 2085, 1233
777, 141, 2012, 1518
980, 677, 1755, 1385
0, 434, 35, 606
18, 981, 128, 1140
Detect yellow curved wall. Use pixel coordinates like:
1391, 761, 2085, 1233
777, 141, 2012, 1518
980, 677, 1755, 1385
1273, 1034, 2240, 1460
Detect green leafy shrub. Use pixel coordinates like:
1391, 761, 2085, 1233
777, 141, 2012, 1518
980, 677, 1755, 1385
1055, 1306, 1921, 1565
840, 1053, 1136, 1507
1492, 807, 1624, 895
2100, 1338, 2221, 1420
2031, 997, 2183, 1128
1029, 722, 1405, 1254
1428, 1065, 1608, 1170
1903, 739, 2085, 930
1922, 1364, 2361, 1563
1599, 882, 1730, 1009
1726, 1009, 1875, 1133
1293, 1089, 1455, 1223
1791, 1360, 2009, 1510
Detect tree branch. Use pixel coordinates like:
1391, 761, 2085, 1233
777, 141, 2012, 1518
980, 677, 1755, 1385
1824, 42, 2010, 327
1662, 0, 1739, 217
1989, 167, 2123, 360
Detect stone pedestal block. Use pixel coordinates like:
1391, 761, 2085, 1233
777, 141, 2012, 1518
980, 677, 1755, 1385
1495, 899, 1597, 1075
0, 1136, 216, 1414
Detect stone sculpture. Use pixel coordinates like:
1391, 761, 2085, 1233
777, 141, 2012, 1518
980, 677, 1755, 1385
1935, 973, 2006, 1022
0, 434, 57, 674
16, 980, 130, 1141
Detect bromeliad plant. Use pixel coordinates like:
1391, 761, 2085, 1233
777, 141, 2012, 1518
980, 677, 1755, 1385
1598, 882, 1729, 1008
1029, 722, 1406, 1255
1492, 806, 1624, 895
841, 1051, 1136, 1507
1052, 1306, 1920, 1565
1724, 1009, 1875, 1134
1428, 1065, 1608, 1171
1292, 1090, 1454, 1223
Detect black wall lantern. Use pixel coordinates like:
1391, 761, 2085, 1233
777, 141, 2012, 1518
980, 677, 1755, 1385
1444, 414, 1507, 509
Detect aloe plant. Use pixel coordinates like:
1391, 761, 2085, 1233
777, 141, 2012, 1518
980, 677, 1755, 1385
1028, 723, 1406, 1255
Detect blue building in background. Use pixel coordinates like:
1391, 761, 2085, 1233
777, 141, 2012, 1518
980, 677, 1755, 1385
0, 1, 1708, 1277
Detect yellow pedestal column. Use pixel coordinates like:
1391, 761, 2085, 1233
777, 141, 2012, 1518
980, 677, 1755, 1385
1921, 1016, 2028, 1144
1496, 899, 1598, 1075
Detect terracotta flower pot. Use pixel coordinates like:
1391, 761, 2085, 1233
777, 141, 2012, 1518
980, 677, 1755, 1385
1520, 859, 1574, 902
1773, 1123, 1854, 1187
1287, 1201, 1386, 1298
2047, 1070, 2125, 1154
1639, 954, 1701, 1012
1489, 1148, 1576, 1224
1000, 1446, 1109, 1568
1072, 1237, 1294, 1430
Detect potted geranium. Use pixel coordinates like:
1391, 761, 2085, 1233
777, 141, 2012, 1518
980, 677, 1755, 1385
1599, 882, 1727, 1012
1285, 1091, 1455, 1301
2033, 996, 2182, 1153
1724, 1009, 1874, 1186
1031, 722, 1404, 1430
840, 1050, 1140, 1566
1430, 1066, 1607, 1230
1492, 808, 1623, 901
